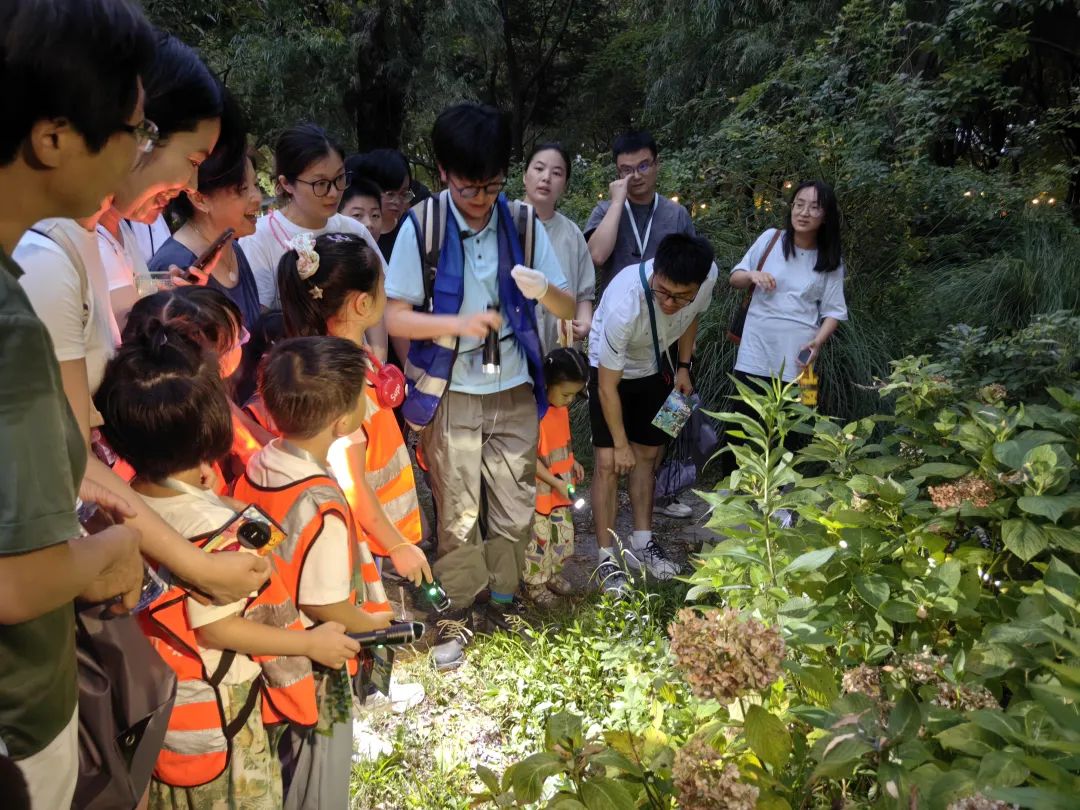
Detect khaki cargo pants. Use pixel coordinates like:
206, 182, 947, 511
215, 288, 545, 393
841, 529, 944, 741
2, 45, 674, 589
419, 384, 538, 605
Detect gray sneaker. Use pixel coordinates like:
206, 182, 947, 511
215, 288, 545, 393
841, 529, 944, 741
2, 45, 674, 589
654, 498, 693, 518
593, 557, 630, 596
623, 539, 680, 580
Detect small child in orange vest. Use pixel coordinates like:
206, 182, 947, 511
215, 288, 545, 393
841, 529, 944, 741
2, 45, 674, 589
234, 335, 395, 810
524, 348, 589, 605
94, 324, 360, 810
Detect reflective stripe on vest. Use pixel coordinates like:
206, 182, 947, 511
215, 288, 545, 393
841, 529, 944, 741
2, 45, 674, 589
359, 390, 421, 552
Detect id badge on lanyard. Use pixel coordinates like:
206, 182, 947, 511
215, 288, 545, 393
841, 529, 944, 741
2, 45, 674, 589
624, 193, 659, 259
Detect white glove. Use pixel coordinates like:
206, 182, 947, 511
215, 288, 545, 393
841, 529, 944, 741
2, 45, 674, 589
511, 265, 549, 300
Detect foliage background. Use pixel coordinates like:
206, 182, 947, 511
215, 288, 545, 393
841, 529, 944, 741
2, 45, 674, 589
145, 0, 1080, 421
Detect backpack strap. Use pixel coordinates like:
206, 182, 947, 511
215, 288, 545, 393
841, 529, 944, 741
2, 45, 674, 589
414, 193, 447, 312
29, 223, 90, 331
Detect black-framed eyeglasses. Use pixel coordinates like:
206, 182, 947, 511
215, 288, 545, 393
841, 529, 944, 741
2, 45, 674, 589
295, 171, 351, 197
382, 189, 415, 204
650, 282, 696, 307
617, 159, 655, 179
449, 178, 506, 199
119, 118, 160, 155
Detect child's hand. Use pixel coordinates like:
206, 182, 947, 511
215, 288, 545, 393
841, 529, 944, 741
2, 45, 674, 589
354, 608, 394, 632
555, 480, 571, 502
388, 542, 433, 587
305, 621, 361, 669
572, 461, 585, 484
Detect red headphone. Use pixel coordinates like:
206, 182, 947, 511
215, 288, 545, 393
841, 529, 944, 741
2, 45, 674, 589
365, 347, 406, 409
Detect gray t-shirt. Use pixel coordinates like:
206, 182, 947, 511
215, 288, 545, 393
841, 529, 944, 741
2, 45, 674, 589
535, 210, 595, 353
732, 228, 848, 382
584, 194, 695, 289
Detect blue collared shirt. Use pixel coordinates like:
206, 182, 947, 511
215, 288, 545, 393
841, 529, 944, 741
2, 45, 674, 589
386, 196, 567, 394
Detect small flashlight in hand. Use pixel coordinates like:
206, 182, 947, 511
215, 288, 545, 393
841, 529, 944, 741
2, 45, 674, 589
566, 483, 586, 511
482, 304, 500, 374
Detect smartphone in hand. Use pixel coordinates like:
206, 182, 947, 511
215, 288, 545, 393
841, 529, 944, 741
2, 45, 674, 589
797, 347, 813, 366
182, 227, 235, 281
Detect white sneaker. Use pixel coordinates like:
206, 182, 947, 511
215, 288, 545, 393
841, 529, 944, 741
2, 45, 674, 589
352, 719, 393, 762
624, 539, 680, 580
654, 498, 693, 519
593, 557, 630, 596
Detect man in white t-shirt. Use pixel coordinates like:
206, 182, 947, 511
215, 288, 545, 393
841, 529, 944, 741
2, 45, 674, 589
587, 234, 717, 593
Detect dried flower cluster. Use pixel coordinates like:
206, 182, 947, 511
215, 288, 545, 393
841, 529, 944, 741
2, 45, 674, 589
928, 475, 996, 510
946, 794, 1019, 810
672, 735, 758, 810
668, 608, 785, 702
841, 663, 883, 702
895, 653, 999, 711
977, 383, 1008, 404
850, 492, 871, 512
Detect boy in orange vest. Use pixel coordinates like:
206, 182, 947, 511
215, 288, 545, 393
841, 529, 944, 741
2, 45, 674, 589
234, 335, 395, 810
524, 349, 588, 604
94, 325, 359, 809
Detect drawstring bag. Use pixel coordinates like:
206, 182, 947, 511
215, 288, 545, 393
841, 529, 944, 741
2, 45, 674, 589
654, 407, 721, 499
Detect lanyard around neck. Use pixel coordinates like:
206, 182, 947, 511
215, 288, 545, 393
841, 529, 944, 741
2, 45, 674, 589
623, 193, 658, 258
161, 476, 220, 501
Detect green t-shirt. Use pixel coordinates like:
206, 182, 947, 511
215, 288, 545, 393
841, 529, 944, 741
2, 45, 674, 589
0, 250, 84, 759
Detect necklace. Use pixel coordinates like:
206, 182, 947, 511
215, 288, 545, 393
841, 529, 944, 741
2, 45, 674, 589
190, 221, 238, 284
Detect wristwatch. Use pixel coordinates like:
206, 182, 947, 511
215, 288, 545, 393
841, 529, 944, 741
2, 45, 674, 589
677, 360, 693, 371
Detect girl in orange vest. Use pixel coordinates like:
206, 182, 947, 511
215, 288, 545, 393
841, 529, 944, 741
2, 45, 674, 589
275, 232, 432, 588
524, 348, 589, 604
94, 323, 360, 810
234, 336, 395, 810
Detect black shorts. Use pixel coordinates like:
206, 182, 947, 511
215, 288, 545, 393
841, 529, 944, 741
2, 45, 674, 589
589, 367, 673, 448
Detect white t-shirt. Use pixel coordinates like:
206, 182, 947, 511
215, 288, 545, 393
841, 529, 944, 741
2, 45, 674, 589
588, 258, 718, 379
733, 228, 848, 383
97, 219, 154, 297
125, 215, 172, 264
245, 440, 352, 618
239, 210, 385, 308
139, 488, 262, 685
15, 224, 121, 395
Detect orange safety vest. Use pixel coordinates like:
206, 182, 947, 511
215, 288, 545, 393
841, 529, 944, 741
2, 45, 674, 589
233, 472, 390, 676
536, 405, 574, 516
343, 387, 422, 554
140, 529, 317, 788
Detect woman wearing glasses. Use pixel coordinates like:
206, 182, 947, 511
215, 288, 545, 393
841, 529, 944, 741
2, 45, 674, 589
240, 123, 384, 312
729, 180, 848, 388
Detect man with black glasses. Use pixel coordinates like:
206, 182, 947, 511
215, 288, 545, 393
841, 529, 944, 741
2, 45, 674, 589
586, 130, 701, 519
0, 2, 155, 805
385, 103, 573, 669
587, 234, 716, 595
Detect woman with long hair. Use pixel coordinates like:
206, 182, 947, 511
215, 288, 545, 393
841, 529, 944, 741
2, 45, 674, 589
730, 180, 848, 385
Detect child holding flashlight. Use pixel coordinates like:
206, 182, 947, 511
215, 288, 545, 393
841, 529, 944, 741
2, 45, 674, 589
524, 348, 589, 605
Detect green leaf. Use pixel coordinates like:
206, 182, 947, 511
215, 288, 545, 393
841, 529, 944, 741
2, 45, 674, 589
510, 752, 564, 803
812, 733, 872, 779
1045, 526, 1080, 553
545, 711, 583, 752
1017, 495, 1080, 524
880, 599, 920, 623
993, 430, 1066, 469
854, 573, 890, 607
935, 723, 1001, 756
968, 710, 1024, 744
988, 787, 1078, 810
887, 691, 921, 743
1002, 519, 1049, 561
779, 547, 835, 577
745, 705, 792, 771
976, 750, 1030, 788
579, 777, 636, 810
476, 764, 500, 794
907, 462, 972, 484
589, 749, 643, 778
548, 797, 588, 810
755, 792, 793, 810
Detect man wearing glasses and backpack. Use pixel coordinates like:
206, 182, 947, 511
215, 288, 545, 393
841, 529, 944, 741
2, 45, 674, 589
587, 234, 716, 595
384, 103, 573, 669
